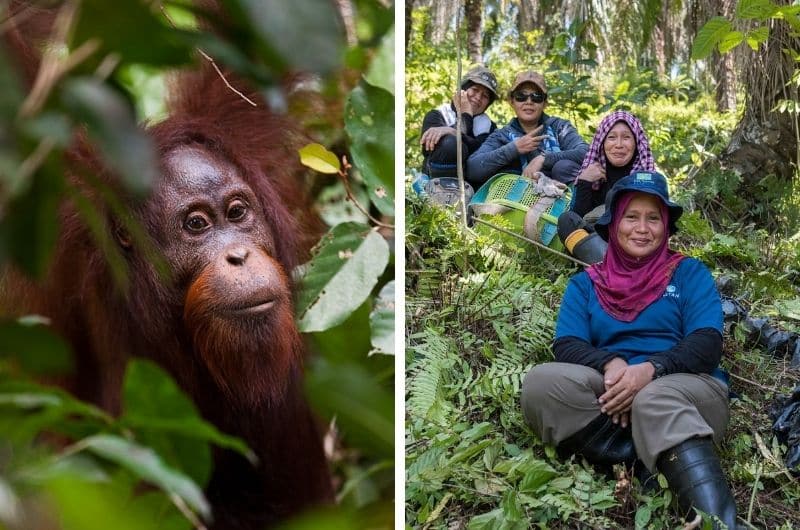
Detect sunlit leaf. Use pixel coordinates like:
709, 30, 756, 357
363, 25, 394, 95
299, 143, 341, 174
718, 31, 744, 53
736, 0, 778, 20
691, 17, 733, 60
746, 27, 770, 50
296, 222, 390, 333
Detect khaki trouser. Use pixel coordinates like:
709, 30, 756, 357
520, 362, 730, 471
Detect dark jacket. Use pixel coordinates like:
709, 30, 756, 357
420, 104, 497, 179
466, 115, 588, 185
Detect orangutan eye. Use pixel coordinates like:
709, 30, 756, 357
227, 201, 247, 221
184, 213, 210, 233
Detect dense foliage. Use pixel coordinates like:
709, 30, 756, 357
0, 1, 394, 529
406, 5, 800, 530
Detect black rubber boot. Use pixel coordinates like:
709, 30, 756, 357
557, 414, 636, 467
557, 211, 607, 265
657, 437, 738, 530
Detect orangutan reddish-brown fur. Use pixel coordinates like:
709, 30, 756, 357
1, 3, 333, 528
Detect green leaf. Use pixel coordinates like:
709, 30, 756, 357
81, 434, 211, 521
635, 505, 652, 528
691, 17, 733, 60
774, 298, 800, 321
518, 460, 557, 492
345, 83, 395, 216
73, 0, 193, 66
296, 222, 390, 333
718, 31, 744, 53
299, 143, 341, 174
363, 25, 395, 95
44, 477, 154, 530
237, 0, 345, 74
60, 78, 157, 197
0, 159, 63, 278
746, 27, 770, 50
736, 0, 778, 20
0, 476, 20, 526
306, 360, 393, 458
121, 360, 254, 485
0, 318, 74, 375
369, 280, 395, 355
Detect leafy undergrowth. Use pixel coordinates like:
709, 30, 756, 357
405, 194, 800, 530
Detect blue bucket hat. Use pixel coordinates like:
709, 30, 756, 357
594, 170, 683, 240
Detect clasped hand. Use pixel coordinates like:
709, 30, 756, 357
598, 358, 654, 428
577, 162, 606, 183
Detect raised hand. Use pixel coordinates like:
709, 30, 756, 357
514, 125, 546, 154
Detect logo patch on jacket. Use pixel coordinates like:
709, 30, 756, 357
663, 284, 680, 299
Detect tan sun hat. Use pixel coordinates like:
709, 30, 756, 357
460, 66, 499, 102
509, 71, 547, 95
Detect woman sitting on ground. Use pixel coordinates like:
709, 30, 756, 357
521, 171, 738, 530
571, 110, 654, 222
419, 65, 499, 180
466, 71, 588, 188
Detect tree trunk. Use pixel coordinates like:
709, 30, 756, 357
464, 0, 483, 64
430, 0, 458, 45
518, 0, 537, 34
652, 25, 667, 78
720, 20, 799, 183
714, 51, 737, 112
713, 0, 737, 112
405, 0, 415, 50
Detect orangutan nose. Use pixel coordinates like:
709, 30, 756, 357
226, 247, 250, 266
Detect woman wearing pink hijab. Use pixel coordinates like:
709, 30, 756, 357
521, 171, 738, 530
571, 110, 655, 221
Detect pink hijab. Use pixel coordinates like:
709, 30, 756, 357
587, 193, 685, 322
579, 110, 655, 190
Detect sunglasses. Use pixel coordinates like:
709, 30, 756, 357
512, 92, 546, 103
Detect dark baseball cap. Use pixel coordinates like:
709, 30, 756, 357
461, 66, 499, 102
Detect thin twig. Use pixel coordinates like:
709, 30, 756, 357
169, 493, 208, 530
747, 463, 762, 524
337, 156, 394, 229
159, 5, 257, 107
471, 217, 590, 268
14, 137, 57, 188
19, 2, 102, 118
730, 372, 777, 393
